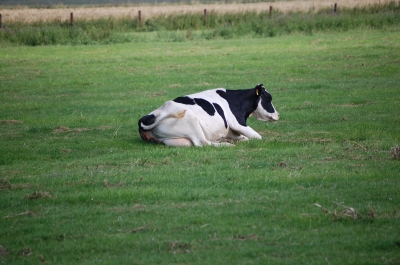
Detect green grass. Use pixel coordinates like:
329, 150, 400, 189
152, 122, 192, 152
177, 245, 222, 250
1, 28, 400, 264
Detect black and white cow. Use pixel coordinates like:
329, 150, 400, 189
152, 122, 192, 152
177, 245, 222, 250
138, 84, 279, 146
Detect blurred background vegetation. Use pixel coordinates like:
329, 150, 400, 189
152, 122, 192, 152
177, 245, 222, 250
0, 1, 399, 45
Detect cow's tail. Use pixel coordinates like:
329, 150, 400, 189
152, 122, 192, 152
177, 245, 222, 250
138, 114, 158, 131
138, 112, 161, 142
139, 109, 187, 131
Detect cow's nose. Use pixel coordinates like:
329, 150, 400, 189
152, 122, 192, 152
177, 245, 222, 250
273, 112, 280, 121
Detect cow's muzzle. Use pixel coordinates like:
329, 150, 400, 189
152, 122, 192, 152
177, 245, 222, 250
269, 112, 280, 122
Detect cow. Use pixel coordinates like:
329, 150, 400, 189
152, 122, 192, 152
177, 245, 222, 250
138, 84, 279, 146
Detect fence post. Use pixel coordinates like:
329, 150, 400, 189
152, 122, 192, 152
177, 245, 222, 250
203, 9, 207, 26
334, 3, 337, 13
138, 10, 142, 26
70, 12, 74, 26
0, 14, 2, 29
269, 6, 273, 18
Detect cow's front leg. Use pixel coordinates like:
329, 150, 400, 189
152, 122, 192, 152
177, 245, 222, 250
230, 125, 262, 140
226, 129, 249, 142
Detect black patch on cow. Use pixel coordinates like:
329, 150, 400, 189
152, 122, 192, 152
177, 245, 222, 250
173, 96, 195, 105
216, 90, 229, 105
173, 96, 216, 116
139, 114, 156, 126
213, 103, 228, 128
260, 91, 276, 113
194, 98, 215, 116
216, 89, 258, 127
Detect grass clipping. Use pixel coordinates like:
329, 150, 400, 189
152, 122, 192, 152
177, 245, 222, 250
315, 202, 357, 221
390, 145, 400, 160
25, 191, 53, 200
0, 178, 34, 191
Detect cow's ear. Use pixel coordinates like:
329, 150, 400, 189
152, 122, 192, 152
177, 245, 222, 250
256, 84, 265, 90
255, 84, 265, 96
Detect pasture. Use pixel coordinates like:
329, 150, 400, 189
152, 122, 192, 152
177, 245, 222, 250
1, 27, 400, 264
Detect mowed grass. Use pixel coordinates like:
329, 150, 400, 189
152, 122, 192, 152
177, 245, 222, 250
1, 28, 400, 264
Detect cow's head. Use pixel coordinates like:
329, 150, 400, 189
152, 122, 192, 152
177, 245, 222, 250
252, 84, 280, 122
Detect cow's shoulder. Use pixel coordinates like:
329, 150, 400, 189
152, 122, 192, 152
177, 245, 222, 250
215, 89, 249, 126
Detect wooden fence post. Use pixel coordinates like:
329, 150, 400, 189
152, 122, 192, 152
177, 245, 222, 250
269, 6, 273, 18
70, 12, 74, 26
138, 10, 142, 26
0, 14, 2, 29
334, 3, 337, 13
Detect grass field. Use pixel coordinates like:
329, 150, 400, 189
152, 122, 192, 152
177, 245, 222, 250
1, 27, 400, 264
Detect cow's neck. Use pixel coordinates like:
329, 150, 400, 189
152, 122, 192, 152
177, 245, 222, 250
217, 88, 259, 127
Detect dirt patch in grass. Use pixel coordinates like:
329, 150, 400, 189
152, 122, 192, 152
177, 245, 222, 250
278, 162, 288, 167
25, 190, 53, 200
0, 245, 8, 257
97, 126, 113, 131
390, 145, 400, 160
129, 223, 151, 233
315, 202, 358, 221
53, 126, 113, 134
168, 241, 191, 254
1, 0, 383, 23
0, 120, 23, 125
53, 126, 90, 133
103, 179, 125, 188
0, 179, 12, 191
0, 178, 35, 191
3, 211, 37, 218
22, 247, 33, 257
234, 234, 258, 241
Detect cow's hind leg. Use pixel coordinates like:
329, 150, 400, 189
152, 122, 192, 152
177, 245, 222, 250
163, 138, 193, 147
157, 110, 213, 147
180, 111, 218, 146
181, 111, 235, 147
